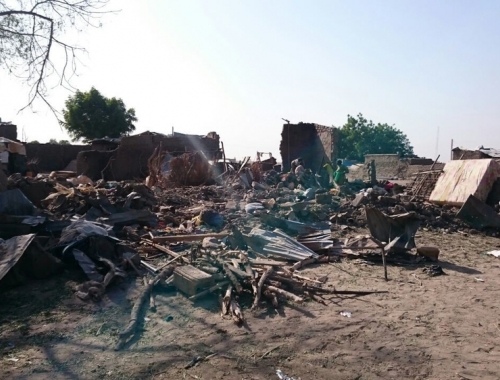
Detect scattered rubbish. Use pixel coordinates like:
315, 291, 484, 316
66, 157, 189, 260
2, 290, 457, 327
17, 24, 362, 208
485, 250, 500, 258
199, 209, 224, 228
422, 265, 445, 277
276, 369, 297, 380
3, 125, 496, 365
244, 227, 319, 261
183, 353, 217, 369
245, 202, 265, 214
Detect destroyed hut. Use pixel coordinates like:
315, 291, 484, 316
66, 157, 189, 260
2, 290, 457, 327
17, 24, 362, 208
77, 131, 222, 181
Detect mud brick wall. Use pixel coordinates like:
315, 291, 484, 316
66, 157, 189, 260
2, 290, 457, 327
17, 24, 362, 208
76, 150, 115, 180
409, 158, 434, 165
0, 124, 17, 141
280, 123, 338, 173
364, 154, 405, 180
452, 149, 489, 160
25, 143, 90, 172
77, 132, 222, 181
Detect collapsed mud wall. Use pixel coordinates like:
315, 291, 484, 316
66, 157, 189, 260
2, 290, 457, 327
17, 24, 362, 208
26, 143, 89, 172
452, 148, 490, 161
280, 123, 339, 172
77, 132, 222, 181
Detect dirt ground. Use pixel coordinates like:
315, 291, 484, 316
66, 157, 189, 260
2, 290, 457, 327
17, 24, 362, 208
2, 230, 500, 380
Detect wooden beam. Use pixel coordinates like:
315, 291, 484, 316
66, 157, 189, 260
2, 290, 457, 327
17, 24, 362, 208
152, 233, 228, 243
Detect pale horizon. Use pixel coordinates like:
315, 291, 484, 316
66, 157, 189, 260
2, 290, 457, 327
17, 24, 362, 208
2, 0, 500, 162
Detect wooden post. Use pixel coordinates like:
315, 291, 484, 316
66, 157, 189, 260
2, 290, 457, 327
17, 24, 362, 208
381, 247, 388, 281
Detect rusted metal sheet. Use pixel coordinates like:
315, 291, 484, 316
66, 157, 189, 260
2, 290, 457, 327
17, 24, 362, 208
0, 234, 36, 281
365, 208, 419, 251
457, 194, 500, 230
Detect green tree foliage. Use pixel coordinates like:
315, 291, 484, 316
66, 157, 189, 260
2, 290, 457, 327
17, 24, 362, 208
29, 140, 40, 144
338, 113, 414, 162
47, 138, 70, 144
61, 87, 137, 143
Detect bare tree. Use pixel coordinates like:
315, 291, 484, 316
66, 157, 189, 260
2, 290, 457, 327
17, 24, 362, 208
0, 0, 112, 113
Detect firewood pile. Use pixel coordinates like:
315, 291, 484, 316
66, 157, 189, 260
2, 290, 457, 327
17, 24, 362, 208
112, 232, 387, 350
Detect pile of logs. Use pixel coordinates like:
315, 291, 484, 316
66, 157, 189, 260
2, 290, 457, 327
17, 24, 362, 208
114, 238, 387, 350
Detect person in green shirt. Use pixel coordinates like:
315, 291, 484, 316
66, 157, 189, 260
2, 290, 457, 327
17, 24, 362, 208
334, 159, 349, 186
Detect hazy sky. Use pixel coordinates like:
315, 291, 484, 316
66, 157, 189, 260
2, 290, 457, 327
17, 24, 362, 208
1, 0, 500, 161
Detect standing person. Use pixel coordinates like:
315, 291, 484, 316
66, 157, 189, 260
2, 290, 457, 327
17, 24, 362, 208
295, 161, 305, 182
334, 159, 349, 186
323, 162, 335, 186
290, 157, 304, 173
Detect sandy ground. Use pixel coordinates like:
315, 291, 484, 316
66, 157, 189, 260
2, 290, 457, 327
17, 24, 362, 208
1, 230, 500, 380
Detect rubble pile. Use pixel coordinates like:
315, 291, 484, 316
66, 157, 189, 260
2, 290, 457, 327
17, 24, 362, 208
3, 146, 500, 352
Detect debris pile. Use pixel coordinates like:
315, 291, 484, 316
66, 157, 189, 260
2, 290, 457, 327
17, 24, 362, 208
3, 132, 500, 354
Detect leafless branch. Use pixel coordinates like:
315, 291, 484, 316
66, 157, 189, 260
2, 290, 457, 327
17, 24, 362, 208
0, 0, 115, 115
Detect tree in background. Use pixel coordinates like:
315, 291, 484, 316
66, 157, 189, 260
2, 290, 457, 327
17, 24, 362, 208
61, 87, 137, 143
48, 138, 70, 144
0, 0, 112, 110
338, 114, 414, 162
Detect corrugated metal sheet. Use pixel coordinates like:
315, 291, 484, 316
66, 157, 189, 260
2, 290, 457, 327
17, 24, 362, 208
479, 148, 500, 158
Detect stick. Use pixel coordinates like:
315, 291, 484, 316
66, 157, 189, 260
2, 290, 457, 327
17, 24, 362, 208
305, 291, 327, 305
152, 233, 228, 243
230, 298, 244, 324
222, 284, 232, 316
260, 344, 282, 360
222, 262, 243, 293
291, 257, 317, 271
156, 253, 186, 271
140, 260, 159, 274
263, 289, 278, 308
244, 262, 258, 295
292, 273, 323, 284
266, 285, 304, 304
252, 267, 273, 310
189, 281, 230, 301
303, 284, 388, 296
126, 257, 142, 276
381, 247, 388, 281
142, 240, 190, 264
115, 265, 175, 351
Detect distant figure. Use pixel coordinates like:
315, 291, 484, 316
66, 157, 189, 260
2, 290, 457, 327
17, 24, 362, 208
334, 159, 349, 186
367, 159, 376, 185
295, 163, 305, 182
323, 162, 335, 186
290, 157, 304, 173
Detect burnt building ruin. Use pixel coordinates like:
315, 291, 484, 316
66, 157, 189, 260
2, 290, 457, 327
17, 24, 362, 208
77, 131, 222, 180
280, 122, 339, 172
